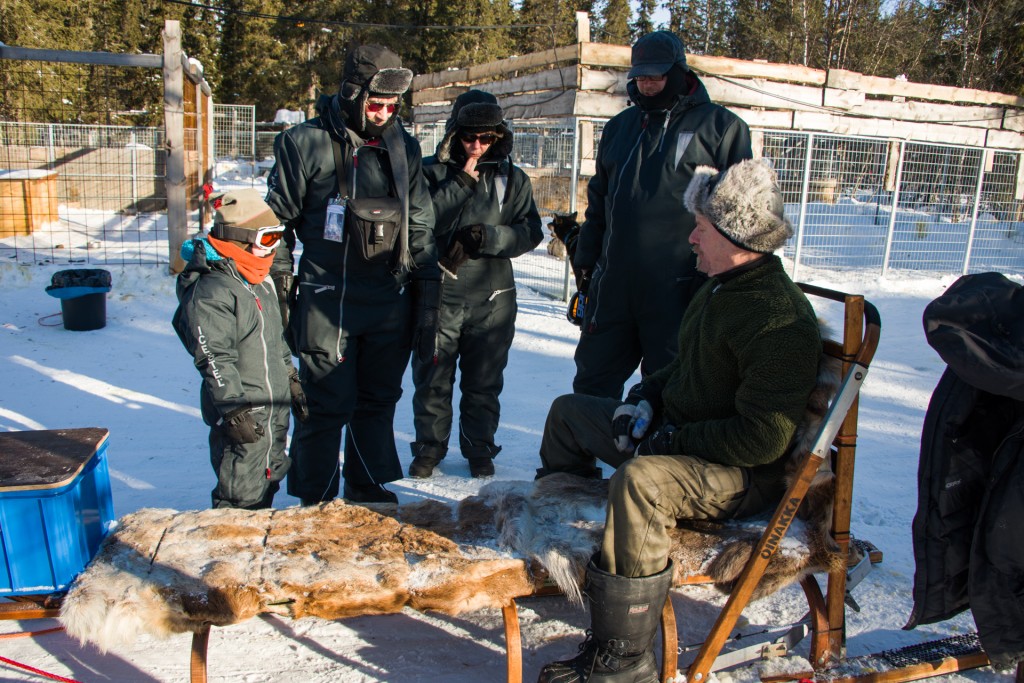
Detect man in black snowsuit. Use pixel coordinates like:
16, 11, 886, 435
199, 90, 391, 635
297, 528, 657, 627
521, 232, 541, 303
265, 45, 439, 505
410, 90, 543, 479
571, 30, 752, 398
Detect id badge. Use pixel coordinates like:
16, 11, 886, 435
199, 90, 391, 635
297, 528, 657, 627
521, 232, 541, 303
324, 197, 347, 242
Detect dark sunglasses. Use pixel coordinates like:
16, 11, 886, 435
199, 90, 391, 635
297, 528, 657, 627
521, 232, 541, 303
460, 133, 499, 145
366, 101, 398, 114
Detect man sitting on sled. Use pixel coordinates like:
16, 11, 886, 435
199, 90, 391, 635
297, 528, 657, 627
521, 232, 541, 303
535, 158, 822, 683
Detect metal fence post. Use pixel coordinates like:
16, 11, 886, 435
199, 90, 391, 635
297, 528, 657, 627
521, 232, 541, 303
881, 140, 907, 278
791, 132, 814, 281
563, 116, 581, 302
962, 149, 988, 275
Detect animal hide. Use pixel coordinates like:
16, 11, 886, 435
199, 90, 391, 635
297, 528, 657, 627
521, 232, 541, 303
59, 501, 534, 652
61, 351, 844, 652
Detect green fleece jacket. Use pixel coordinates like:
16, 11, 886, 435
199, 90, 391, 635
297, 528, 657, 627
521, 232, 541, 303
639, 257, 820, 476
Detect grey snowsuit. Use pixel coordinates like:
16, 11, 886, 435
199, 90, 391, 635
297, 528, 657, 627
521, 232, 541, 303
573, 75, 752, 398
412, 128, 543, 464
265, 96, 437, 502
173, 240, 292, 509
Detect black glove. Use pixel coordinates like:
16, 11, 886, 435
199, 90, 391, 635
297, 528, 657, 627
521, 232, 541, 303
411, 277, 442, 364
270, 271, 294, 331
635, 424, 676, 457
439, 240, 470, 278
455, 224, 485, 255
550, 212, 580, 263
576, 268, 591, 294
288, 368, 309, 422
219, 405, 265, 445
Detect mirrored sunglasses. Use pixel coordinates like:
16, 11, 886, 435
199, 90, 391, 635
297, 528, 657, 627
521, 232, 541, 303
460, 133, 499, 145
366, 101, 398, 113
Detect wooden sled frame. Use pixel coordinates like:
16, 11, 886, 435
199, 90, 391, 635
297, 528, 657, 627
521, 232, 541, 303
500, 283, 882, 683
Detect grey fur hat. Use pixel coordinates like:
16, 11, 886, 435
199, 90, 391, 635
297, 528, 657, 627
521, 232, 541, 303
683, 158, 793, 254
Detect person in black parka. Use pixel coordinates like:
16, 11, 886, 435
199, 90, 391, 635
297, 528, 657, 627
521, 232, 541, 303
907, 272, 1024, 672
265, 45, 439, 505
409, 90, 543, 479
571, 31, 753, 399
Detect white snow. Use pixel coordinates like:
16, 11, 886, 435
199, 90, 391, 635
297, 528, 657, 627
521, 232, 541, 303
0, 175, 1016, 681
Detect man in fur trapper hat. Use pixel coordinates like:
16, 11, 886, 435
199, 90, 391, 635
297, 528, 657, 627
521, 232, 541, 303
535, 158, 820, 683
265, 45, 440, 506
409, 89, 542, 479
568, 30, 752, 401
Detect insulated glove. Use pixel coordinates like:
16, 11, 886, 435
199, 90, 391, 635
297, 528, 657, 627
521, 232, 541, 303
550, 212, 580, 263
611, 399, 654, 452
635, 424, 676, 457
411, 277, 442, 364
438, 225, 485, 278
288, 368, 309, 423
575, 268, 591, 294
219, 405, 265, 445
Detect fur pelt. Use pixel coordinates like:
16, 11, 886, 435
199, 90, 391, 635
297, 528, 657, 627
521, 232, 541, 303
61, 346, 844, 650
60, 501, 534, 652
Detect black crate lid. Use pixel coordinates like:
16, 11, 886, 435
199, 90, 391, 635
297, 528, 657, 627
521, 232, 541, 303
0, 428, 109, 491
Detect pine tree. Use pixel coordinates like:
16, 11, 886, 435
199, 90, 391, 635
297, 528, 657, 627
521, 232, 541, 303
596, 0, 632, 44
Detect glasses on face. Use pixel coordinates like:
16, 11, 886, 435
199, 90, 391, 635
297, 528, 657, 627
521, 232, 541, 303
252, 225, 285, 248
365, 101, 398, 114
460, 133, 499, 145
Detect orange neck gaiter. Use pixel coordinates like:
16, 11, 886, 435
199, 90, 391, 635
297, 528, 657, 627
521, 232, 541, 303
208, 236, 273, 285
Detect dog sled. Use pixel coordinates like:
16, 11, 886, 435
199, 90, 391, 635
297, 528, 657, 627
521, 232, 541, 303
8, 283, 1017, 683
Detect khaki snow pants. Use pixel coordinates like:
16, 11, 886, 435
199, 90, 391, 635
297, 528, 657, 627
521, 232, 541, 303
539, 393, 749, 578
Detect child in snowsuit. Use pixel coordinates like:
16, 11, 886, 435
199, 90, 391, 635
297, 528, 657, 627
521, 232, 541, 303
173, 189, 307, 509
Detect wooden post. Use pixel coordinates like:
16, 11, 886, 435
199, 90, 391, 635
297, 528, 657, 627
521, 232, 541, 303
164, 20, 187, 274
576, 12, 590, 43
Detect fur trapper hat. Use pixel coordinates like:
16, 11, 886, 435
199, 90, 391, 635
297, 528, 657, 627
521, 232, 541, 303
339, 44, 412, 98
210, 189, 279, 242
684, 159, 793, 254
435, 89, 513, 163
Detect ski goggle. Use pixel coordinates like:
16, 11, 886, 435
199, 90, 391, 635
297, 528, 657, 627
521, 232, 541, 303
365, 101, 398, 114
213, 223, 285, 249
460, 133, 499, 145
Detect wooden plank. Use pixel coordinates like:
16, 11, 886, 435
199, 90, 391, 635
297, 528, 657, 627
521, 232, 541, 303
828, 68, 1024, 107
820, 97, 1006, 130
414, 66, 584, 106
501, 90, 577, 120
703, 76, 825, 111
688, 54, 826, 86
572, 90, 629, 118
821, 652, 990, 683
726, 108, 795, 129
1003, 109, 1024, 133
411, 45, 581, 90
791, 112, 991, 147
0, 44, 162, 68
987, 129, 1024, 150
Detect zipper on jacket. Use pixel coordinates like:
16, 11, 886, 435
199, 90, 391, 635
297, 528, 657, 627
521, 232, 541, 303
334, 238, 352, 363
590, 123, 647, 332
488, 287, 515, 301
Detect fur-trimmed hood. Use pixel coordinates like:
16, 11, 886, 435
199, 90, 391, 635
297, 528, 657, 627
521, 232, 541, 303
434, 89, 513, 165
684, 158, 793, 254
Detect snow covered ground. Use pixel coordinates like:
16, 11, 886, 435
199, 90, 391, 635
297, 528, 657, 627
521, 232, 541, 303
0, 255, 1015, 682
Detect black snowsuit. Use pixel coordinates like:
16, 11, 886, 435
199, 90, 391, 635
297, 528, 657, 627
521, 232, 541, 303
907, 272, 1024, 670
265, 95, 437, 502
412, 118, 543, 464
573, 74, 752, 398
172, 239, 292, 509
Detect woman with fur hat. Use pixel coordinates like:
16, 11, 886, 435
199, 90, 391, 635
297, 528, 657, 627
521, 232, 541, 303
265, 45, 439, 505
173, 189, 306, 510
409, 90, 543, 479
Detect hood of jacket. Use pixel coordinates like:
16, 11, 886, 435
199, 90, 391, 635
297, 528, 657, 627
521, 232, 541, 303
434, 92, 514, 165
924, 271, 1024, 400
626, 69, 712, 116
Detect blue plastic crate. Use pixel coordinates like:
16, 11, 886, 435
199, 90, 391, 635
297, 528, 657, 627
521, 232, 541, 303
0, 428, 115, 596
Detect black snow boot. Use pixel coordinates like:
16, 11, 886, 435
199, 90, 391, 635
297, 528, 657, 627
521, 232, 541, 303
537, 556, 673, 683
408, 441, 446, 479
